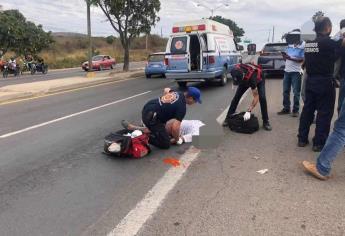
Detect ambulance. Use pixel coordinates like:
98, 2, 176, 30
165, 19, 243, 87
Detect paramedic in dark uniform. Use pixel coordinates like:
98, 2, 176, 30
298, 17, 345, 152
141, 87, 201, 149
223, 63, 272, 131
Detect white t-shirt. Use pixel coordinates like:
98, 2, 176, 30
285, 41, 305, 73
180, 120, 205, 143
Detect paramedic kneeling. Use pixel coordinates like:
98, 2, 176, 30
142, 87, 201, 149
223, 64, 272, 131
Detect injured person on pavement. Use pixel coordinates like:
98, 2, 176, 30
122, 87, 202, 149
122, 119, 205, 145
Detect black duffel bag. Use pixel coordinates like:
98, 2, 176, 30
228, 112, 259, 134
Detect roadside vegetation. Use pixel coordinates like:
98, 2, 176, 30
42, 33, 167, 69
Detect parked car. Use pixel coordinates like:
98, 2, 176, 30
247, 43, 257, 55
257, 43, 288, 76
145, 52, 167, 78
82, 55, 116, 71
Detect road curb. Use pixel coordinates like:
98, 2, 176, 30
0, 72, 145, 104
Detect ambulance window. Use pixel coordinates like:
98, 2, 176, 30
171, 37, 187, 54
201, 34, 208, 48
229, 40, 237, 52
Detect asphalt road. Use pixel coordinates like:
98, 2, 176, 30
0, 61, 146, 87
0, 70, 242, 235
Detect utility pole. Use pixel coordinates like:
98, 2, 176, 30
272, 26, 275, 43
146, 34, 149, 51
86, 0, 93, 72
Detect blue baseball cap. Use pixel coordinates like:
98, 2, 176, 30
187, 87, 202, 104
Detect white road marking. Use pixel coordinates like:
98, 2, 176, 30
216, 88, 250, 125
108, 147, 200, 236
0, 91, 152, 139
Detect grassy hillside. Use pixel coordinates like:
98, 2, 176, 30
40, 34, 168, 69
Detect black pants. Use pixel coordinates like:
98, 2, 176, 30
226, 80, 269, 123
142, 107, 170, 149
298, 76, 335, 146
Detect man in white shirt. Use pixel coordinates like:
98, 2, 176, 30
278, 29, 305, 117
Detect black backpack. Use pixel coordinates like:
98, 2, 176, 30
228, 112, 259, 134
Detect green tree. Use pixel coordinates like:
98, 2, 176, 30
210, 15, 245, 42
90, 0, 161, 71
106, 35, 116, 57
0, 9, 53, 57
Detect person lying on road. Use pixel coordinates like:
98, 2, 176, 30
122, 87, 202, 149
123, 119, 205, 145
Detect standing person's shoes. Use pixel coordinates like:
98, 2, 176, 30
298, 139, 309, 147
291, 111, 299, 117
222, 118, 229, 127
277, 109, 290, 115
302, 161, 329, 180
312, 145, 324, 152
263, 122, 272, 131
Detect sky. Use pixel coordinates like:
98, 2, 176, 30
2, 0, 345, 49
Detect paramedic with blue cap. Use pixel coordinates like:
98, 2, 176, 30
138, 87, 201, 149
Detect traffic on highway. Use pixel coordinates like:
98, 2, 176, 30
1, 1, 345, 236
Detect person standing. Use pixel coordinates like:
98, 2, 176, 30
302, 95, 345, 180
336, 19, 345, 113
278, 29, 305, 117
298, 17, 345, 152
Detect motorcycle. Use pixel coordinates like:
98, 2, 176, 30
21, 61, 36, 75
0, 60, 5, 72
31, 62, 48, 75
3, 62, 20, 78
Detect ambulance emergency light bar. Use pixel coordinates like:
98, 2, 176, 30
172, 24, 206, 33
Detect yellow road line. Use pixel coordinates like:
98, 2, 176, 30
0, 76, 142, 106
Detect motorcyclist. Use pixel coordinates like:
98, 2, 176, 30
25, 55, 34, 70
8, 57, 17, 70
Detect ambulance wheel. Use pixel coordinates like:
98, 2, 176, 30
177, 81, 187, 88
218, 68, 228, 86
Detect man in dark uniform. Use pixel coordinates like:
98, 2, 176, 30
139, 87, 201, 149
223, 63, 272, 131
298, 17, 345, 152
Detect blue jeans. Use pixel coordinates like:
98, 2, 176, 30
317, 99, 345, 176
338, 78, 345, 113
283, 72, 302, 112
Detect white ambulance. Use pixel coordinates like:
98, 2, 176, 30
165, 19, 243, 87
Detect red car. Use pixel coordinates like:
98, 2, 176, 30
82, 55, 116, 71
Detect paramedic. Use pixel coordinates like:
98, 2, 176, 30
223, 63, 272, 131
298, 17, 345, 152
141, 87, 201, 149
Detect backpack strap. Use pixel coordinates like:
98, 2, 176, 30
248, 63, 263, 82
239, 64, 255, 81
